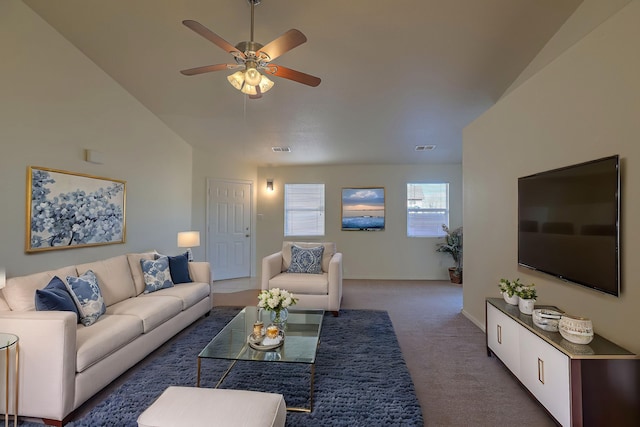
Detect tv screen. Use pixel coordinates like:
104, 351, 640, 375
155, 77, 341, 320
518, 155, 620, 296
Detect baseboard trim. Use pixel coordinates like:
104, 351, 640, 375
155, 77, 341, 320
461, 308, 485, 332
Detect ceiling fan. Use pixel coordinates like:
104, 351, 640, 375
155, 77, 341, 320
180, 0, 321, 99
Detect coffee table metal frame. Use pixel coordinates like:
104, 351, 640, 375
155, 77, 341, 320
197, 306, 324, 412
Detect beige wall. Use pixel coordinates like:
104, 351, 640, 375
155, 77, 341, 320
257, 164, 462, 280
463, 0, 640, 353
0, 2, 194, 277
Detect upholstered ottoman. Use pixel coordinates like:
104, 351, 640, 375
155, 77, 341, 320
137, 386, 287, 427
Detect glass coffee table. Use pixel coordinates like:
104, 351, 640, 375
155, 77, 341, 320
197, 306, 324, 412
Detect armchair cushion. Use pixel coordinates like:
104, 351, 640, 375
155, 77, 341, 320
287, 245, 324, 274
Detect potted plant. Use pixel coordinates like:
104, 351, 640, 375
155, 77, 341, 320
498, 278, 520, 305
436, 224, 463, 284
516, 283, 537, 315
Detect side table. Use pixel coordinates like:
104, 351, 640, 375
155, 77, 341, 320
0, 333, 18, 427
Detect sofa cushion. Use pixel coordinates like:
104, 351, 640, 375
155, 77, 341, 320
268, 273, 329, 295
287, 245, 324, 274
106, 295, 183, 333
127, 252, 158, 296
35, 276, 80, 322
0, 294, 10, 312
66, 270, 106, 327
77, 255, 136, 307
2, 265, 78, 311
144, 282, 211, 310
76, 314, 143, 373
282, 242, 336, 273
141, 257, 174, 293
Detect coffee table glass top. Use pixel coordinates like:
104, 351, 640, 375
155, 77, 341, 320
199, 306, 324, 364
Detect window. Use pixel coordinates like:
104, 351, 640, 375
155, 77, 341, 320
407, 183, 449, 237
284, 184, 325, 236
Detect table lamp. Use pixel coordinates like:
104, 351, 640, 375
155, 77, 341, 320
177, 231, 200, 262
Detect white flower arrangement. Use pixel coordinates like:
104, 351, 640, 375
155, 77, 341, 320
257, 288, 298, 313
516, 283, 537, 300
498, 278, 521, 298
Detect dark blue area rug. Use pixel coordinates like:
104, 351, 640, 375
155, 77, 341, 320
24, 308, 423, 426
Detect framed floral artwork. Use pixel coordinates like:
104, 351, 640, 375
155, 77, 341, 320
26, 166, 126, 252
341, 187, 385, 231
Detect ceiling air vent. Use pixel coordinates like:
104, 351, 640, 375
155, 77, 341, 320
271, 146, 292, 152
415, 145, 436, 151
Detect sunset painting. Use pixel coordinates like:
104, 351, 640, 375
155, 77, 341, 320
341, 187, 385, 231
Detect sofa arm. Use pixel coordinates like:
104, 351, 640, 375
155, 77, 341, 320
0, 311, 77, 421
327, 252, 343, 312
188, 261, 211, 285
261, 251, 284, 290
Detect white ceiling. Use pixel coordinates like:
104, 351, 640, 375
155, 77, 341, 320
24, 0, 582, 166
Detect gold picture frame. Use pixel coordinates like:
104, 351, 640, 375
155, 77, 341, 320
26, 166, 126, 253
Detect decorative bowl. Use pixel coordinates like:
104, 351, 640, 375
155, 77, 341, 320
532, 309, 563, 332
559, 315, 594, 345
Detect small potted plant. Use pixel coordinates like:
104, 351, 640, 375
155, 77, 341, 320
498, 278, 520, 305
436, 224, 463, 284
516, 283, 537, 315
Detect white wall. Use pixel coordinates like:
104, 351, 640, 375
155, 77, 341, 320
463, 0, 640, 353
257, 164, 462, 280
0, 1, 193, 276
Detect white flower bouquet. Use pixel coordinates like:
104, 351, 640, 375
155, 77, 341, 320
257, 288, 298, 313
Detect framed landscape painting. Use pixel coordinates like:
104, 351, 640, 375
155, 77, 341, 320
26, 166, 126, 252
341, 187, 385, 231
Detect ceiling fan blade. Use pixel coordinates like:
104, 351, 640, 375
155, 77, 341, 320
182, 20, 243, 56
180, 63, 239, 76
267, 64, 321, 87
257, 29, 307, 61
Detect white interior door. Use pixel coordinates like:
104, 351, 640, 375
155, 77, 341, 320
207, 179, 252, 280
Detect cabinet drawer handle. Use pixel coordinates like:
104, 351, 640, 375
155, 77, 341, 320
497, 325, 502, 344
538, 358, 545, 384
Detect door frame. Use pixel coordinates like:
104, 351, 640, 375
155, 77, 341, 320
206, 178, 254, 280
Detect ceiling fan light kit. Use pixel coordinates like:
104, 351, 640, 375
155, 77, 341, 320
180, 0, 320, 99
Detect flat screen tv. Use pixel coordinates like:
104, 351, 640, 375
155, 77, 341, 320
518, 155, 620, 296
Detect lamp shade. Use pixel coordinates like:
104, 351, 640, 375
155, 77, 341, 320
177, 231, 200, 248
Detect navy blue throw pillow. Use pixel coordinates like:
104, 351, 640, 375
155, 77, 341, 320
155, 252, 192, 284
35, 276, 81, 323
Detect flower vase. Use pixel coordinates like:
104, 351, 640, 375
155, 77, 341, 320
518, 298, 535, 315
270, 308, 289, 328
502, 293, 519, 306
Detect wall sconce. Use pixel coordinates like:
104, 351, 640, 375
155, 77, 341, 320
177, 231, 200, 262
266, 179, 274, 192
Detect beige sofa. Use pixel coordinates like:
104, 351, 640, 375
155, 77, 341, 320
0, 252, 212, 426
261, 242, 342, 316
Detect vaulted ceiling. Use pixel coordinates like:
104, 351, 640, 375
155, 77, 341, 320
24, 0, 582, 166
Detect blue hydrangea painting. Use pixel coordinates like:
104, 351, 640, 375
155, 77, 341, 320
27, 167, 126, 252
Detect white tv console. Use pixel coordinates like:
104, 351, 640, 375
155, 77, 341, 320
486, 298, 639, 426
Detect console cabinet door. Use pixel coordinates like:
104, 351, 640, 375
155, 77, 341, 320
487, 303, 520, 373
519, 329, 571, 427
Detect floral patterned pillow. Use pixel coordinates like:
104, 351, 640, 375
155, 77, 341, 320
141, 256, 174, 293
287, 245, 324, 274
65, 270, 106, 327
